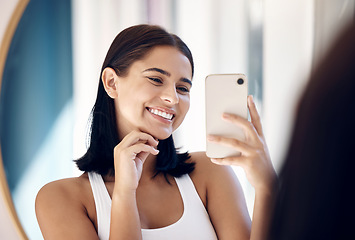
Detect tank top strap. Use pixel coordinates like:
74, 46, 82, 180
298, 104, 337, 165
88, 172, 111, 240
174, 174, 209, 219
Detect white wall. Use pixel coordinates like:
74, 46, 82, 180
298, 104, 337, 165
263, 0, 314, 171
0, 1, 18, 38
263, 0, 354, 172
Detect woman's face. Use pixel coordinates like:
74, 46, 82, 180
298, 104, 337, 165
113, 46, 192, 140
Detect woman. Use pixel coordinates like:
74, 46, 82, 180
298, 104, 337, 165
35, 24, 276, 240
267, 22, 355, 240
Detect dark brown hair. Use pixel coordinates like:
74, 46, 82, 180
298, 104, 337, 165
269, 22, 355, 240
75, 25, 195, 178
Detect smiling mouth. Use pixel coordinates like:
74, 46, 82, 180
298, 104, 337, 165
147, 108, 174, 120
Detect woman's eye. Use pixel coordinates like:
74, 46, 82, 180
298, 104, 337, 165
177, 86, 190, 93
148, 77, 163, 84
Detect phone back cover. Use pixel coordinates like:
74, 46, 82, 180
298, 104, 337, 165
205, 74, 248, 158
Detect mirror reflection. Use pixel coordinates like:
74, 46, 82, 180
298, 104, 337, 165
1, 1, 262, 239
0, 0, 72, 239
0, 0, 353, 239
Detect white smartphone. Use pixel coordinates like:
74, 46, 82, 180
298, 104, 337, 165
205, 74, 248, 158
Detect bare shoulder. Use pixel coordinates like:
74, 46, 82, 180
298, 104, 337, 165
35, 174, 98, 239
189, 151, 244, 194
36, 175, 88, 209
188, 152, 239, 206
189, 151, 236, 180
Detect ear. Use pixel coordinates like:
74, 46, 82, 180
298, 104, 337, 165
102, 67, 118, 98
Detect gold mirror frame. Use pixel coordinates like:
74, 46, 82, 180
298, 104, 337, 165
0, 0, 30, 239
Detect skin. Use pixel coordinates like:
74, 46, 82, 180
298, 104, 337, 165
35, 46, 276, 240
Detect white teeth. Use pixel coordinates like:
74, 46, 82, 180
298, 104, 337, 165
149, 108, 173, 120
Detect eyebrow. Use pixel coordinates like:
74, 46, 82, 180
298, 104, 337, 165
143, 67, 192, 86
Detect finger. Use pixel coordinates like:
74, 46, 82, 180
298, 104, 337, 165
211, 156, 248, 167
207, 135, 253, 156
247, 95, 264, 137
133, 156, 144, 172
136, 151, 150, 163
121, 131, 159, 147
221, 113, 260, 143
127, 143, 160, 158
117, 143, 159, 166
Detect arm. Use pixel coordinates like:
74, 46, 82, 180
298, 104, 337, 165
109, 189, 141, 239
250, 183, 277, 240
207, 95, 277, 240
109, 131, 159, 239
35, 179, 99, 240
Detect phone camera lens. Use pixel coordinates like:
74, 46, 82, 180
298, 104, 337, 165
237, 78, 244, 85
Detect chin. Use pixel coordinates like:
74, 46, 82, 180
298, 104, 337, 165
151, 131, 172, 140
139, 127, 172, 140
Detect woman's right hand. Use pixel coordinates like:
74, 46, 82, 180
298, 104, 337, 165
113, 130, 159, 193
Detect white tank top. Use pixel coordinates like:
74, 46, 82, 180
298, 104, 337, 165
88, 172, 218, 240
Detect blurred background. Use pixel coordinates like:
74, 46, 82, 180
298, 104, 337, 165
0, 0, 354, 239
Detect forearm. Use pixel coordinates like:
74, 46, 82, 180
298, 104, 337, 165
109, 189, 142, 240
250, 184, 277, 240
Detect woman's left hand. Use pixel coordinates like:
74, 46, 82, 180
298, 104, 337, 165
207, 95, 277, 193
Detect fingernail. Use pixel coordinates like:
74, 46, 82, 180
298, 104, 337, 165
249, 95, 254, 104
211, 158, 219, 163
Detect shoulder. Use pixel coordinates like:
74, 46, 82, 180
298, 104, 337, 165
189, 151, 236, 181
35, 174, 99, 239
35, 173, 95, 213
36, 175, 87, 204
189, 151, 247, 202
188, 151, 240, 204
189, 151, 245, 194
36, 176, 84, 218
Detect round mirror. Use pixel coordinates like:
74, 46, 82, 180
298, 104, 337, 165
0, 1, 29, 239
1, 0, 73, 239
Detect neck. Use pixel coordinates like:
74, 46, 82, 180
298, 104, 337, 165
140, 154, 158, 180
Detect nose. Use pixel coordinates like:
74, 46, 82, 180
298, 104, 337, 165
161, 85, 179, 105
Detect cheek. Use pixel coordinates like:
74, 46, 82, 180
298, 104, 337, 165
115, 92, 139, 119
118, 85, 145, 107
173, 98, 190, 131
179, 96, 190, 117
